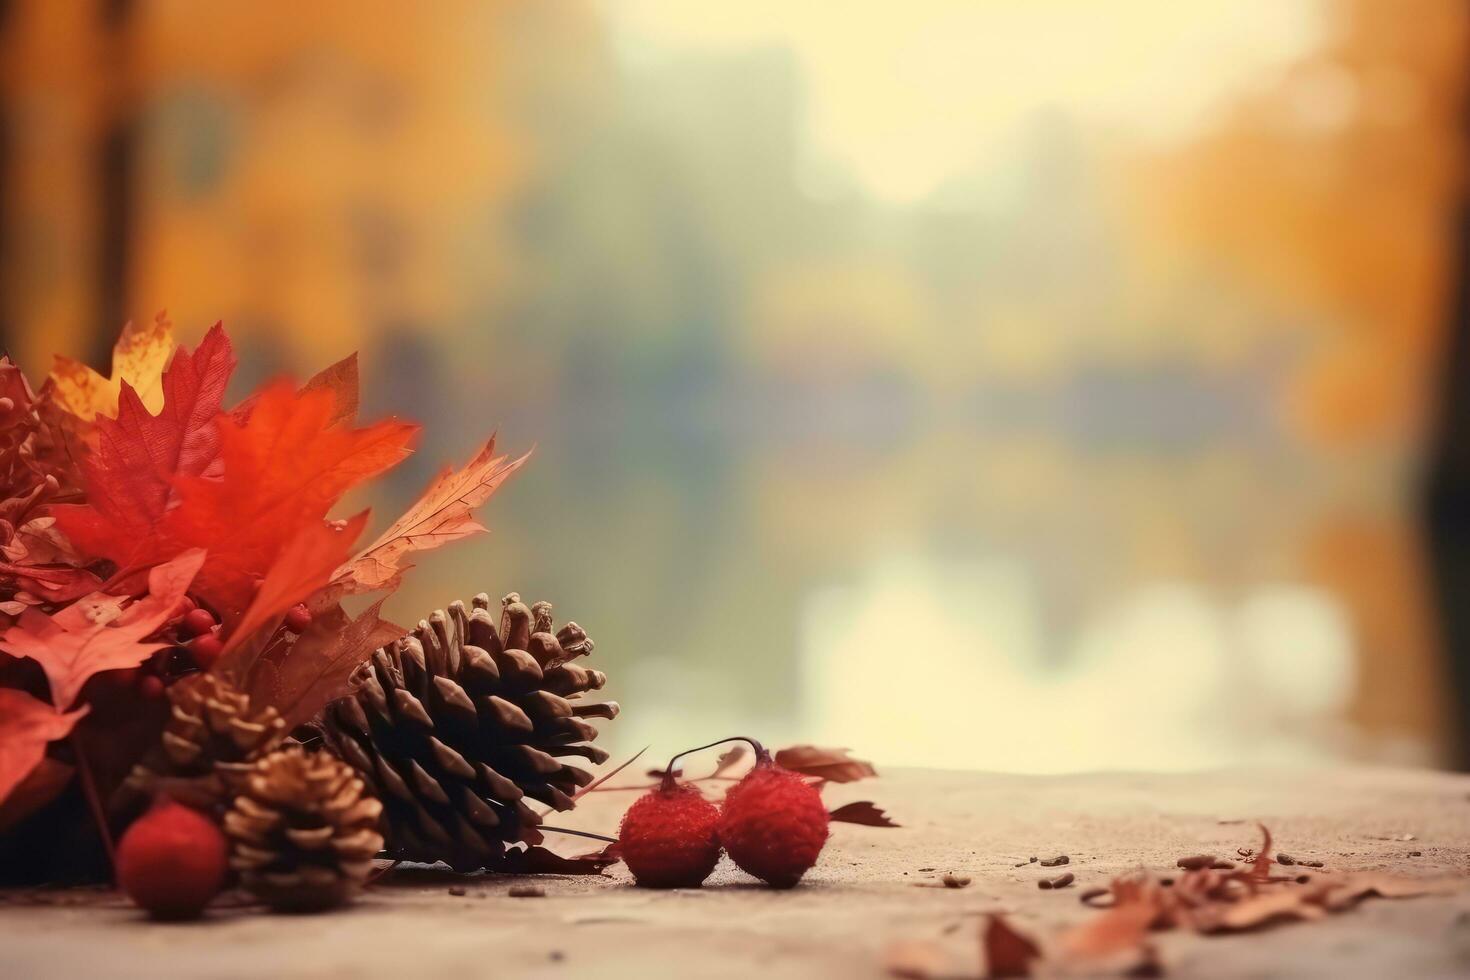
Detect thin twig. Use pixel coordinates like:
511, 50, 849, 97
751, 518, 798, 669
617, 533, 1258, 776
70, 733, 115, 870
539, 825, 617, 844
572, 745, 649, 800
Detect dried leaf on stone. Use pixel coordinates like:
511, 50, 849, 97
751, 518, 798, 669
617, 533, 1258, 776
774, 745, 877, 783
497, 844, 620, 876
982, 914, 1041, 978
829, 800, 900, 827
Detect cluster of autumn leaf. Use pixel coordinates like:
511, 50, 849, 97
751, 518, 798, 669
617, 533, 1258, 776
889, 826, 1457, 978
0, 317, 525, 863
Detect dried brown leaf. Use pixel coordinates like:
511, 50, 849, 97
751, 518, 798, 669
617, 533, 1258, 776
774, 745, 877, 783
496, 844, 619, 876
982, 914, 1041, 978
1192, 889, 1327, 933
829, 800, 900, 828
326, 438, 528, 600
1312, 873, 1461, 911
245, 599, 404, 728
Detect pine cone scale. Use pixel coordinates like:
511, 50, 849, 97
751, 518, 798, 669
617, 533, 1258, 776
320, 591, 616, 871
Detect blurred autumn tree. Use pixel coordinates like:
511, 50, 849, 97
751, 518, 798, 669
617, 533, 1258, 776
1129, 0, 1470, 757
0, 0, 563, 374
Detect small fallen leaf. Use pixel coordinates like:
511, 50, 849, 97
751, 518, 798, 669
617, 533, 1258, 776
496, 845, 619, 876
830, 800, 900, 828
1193, 889, 1327, 932
774, 745, 877, 783
983, 914, 1041, 978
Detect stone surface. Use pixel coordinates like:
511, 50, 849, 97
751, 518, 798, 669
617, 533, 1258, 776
2, 767, 1468, 978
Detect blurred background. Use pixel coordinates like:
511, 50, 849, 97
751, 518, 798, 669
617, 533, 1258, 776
2, 0, 1468, 772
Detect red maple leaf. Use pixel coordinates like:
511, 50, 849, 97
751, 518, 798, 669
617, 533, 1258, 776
0, 689, 88, 810
58, 379, 416, 626
52, 324, 235, 567
0, 549, 204, 709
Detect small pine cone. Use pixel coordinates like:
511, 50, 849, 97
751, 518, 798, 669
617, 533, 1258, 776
319, 592, 617, 871
126, 673, 287, 810
224, 745, 383, 912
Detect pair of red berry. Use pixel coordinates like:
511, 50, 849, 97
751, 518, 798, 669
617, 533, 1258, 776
619, 738, 829, 889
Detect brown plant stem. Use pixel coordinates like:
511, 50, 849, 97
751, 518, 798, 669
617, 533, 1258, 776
70, 733, 115, 870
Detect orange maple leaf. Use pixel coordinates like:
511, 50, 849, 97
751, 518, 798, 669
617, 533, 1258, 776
326, 437, 529, 600
221, 511, 370, 658
0, 549, 204, 709
0, 689, 88, 810
48, 312, 175, 422
57, 379, 417, 626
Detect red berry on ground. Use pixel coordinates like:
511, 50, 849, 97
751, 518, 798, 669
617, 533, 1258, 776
116, 799, 229, 919
138, 675, 166, 699
619, 775, 722, 888
180, 607, 217, 638
189, 632, 224, 667
283, 603, 312, 634
718, 756, 830, 888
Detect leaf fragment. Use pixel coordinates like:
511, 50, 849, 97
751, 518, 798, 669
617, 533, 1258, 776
0, 689, 88, 810
48, 311, 175, 421
829, 800, 900, 827
0, 549, 204, 708
774, 745, 877, 783
326, 438, 528, 600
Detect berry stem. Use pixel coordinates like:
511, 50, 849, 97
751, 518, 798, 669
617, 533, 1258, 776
664, 736, 768, 786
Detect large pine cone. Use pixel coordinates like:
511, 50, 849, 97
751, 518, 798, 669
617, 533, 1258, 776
125, 673, 287, 810
319, 592, 618, 871
224, 745, 383, 912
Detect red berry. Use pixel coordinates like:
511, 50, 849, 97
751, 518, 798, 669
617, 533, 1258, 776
180, 608, 216, 638
189, 632, 223, 667
283, 603, 312, 634
116, 799, 229, 919
619, 776, 721, 888
173, 595, 197, 617
718, 758, 829, 888
138, 675, 166, 699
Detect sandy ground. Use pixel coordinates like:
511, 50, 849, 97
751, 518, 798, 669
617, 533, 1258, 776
2, 766, 1468, 979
